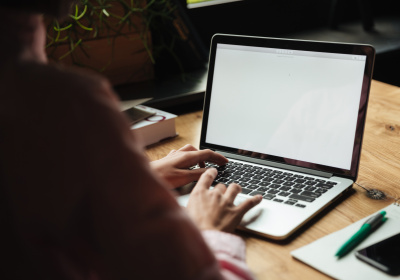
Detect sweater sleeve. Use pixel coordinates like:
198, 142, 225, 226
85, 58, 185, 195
202, 230, 255, 280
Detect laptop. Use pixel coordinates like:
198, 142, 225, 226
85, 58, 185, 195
177, 34, 375, 240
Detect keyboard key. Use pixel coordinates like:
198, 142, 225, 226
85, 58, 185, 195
304, 180, 317, 186
242, 173, 252, 179
284, 200, 297, 205
235, 179, 246, 184
241, 188, 252, 194
263, 194, 275, 200
269, 184, 281, 189
294, 179, 306, 183
316, 183, 333, 189
249, 179, 261, 184
301, 190, 321, 198
249, 191, 264, 196
289, 194, 315, 202
304, 186, 316, 191
262, 177, 274, 182
315, 179, 327, 183
278, 191, 291, 197
257, 187, 269, 192
279, 186, 291, 191
231, 175, 242, 181
272, 179, 284, 184
290, 188, 302, 194
283, 181, 295, 186
259, 181, 270, 187
268, 189, 280, 194
273, 198, 284, 203
295, 204, 306, 208
285, 177, 296, 182
315, 188, 328, 194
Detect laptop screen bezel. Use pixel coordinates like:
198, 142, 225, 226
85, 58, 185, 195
200, 34, 375, 180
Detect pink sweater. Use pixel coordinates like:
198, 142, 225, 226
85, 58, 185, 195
0, 60, 255, 279
202, 231, 255, 280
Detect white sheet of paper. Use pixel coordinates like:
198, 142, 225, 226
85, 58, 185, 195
291, 203, 400, 280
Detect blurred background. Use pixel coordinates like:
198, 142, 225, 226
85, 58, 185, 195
46, 0, 400, 113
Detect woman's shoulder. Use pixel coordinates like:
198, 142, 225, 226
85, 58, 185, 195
40, 62, 112, 95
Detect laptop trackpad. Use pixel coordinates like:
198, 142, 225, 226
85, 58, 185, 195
234, 195, 264, 226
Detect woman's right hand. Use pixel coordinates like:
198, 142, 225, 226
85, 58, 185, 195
186, 168, 262, 233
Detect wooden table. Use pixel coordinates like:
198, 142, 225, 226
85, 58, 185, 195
145, 80, 400, 280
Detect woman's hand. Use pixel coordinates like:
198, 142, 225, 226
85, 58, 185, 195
186, 168, 262, 233
150, 144, 228, 189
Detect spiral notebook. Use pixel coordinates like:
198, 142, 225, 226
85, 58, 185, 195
291, 202, 400, 279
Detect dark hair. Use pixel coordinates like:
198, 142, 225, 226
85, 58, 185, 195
0, 0, 75, 18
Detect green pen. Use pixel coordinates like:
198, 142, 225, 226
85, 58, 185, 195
335, 210, 388, 259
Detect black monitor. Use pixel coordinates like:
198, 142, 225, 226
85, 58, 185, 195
153, 0, 337, 79
178, 0, 332, 48
134, 0, 332, 112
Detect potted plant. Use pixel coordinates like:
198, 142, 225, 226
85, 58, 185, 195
45, 0, 175, 85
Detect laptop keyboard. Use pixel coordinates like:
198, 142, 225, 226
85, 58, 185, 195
203, 161, 337, 208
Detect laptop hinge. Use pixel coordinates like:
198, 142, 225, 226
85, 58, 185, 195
217, 151, 334, 178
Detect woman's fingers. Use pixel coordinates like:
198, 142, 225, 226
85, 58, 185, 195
178, 144, 198, 152
193, 168, 218, 191
213, 183, 227, 194
184, 149, 228, 167
224, 183, 242, 204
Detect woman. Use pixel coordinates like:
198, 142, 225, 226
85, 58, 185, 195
0, 1, 262, 279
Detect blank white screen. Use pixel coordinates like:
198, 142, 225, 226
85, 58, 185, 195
205, 44, 366, 170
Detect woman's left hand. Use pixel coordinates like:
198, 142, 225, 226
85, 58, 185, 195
150, 144, 228, 188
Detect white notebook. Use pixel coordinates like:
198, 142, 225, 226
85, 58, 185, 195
291, 202, 400, 280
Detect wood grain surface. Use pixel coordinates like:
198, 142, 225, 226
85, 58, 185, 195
145, 80, 400, 280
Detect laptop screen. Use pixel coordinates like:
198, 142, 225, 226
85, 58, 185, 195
201, 35, 375, 179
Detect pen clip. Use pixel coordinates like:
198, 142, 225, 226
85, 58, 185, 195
363, 211, 387, 229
